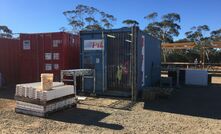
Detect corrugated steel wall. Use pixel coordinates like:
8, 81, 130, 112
0, 38, 20, 85
144, 33, 161, 87
136, 31, 161, 90
19, 32, 80, 83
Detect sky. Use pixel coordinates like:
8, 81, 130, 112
0, 0, 221, 40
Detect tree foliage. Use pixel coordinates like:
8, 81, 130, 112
122, 19, 139, 27
144, 12, 181, 62
63, 4, 116, 33
211, 28, 221, 41
185, 25, 211, 61
185, 25, 210, 43
167, 26, 221, 63
144, 12, 158, 21
0, 25, 12, 38
62, 6, 221, 63
144, 12, 181, 43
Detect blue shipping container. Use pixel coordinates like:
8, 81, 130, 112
80, 27, 161, 98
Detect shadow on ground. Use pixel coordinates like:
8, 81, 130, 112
144, 85, 221, 120
79, 97, 136, 111
0, 86, 123, 130
0, 86, 15, 99
48, 107, 124, 130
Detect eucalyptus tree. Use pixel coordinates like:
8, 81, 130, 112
185, 25, 210, 43
122, 19, 139, 27
144, 12, 181, 43
144, 12, 158, 22
63, 4, 116, 33
144, 12, 181, 62
211, 28, 221, 41
185, 25, 211, 64
209, 28, 221, 63
0, 25, 12, 38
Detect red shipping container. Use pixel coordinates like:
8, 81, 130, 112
19, 32, 80, 83
0, 38, 20, 85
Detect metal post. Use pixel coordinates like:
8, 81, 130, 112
176, 68, 180, 88
203, 47, 205, 69
82, 76, 84, 92
60, 70, 64, 83
73, 75, 77, 95
102, 30, 105, 93
134, 27, 137, 101
131, 26, 138, 101
93, 69, 96, 93
131, 28, 134, 101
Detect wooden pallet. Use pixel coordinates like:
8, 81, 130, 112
15, 103, 76, 117
15, 94, 77, 117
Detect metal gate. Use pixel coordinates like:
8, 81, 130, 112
107, 32, 132, 91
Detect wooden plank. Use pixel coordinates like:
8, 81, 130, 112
162, 42, 195, 48
15, 108, 45, 117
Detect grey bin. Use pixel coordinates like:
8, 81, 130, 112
80, 26, 161, 99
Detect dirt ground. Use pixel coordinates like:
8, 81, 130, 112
1, 85, 221, 134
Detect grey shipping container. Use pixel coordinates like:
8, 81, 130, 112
80, 26, 161, 100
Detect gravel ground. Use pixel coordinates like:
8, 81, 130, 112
1, 86, 221, 134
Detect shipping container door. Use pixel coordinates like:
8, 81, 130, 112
82, 39, 104, 92
107, 32, 131, 91
37, 34, 45, 78
20, 35, 39, 83
43, 34, 53, 75
83, 51, 103, 92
